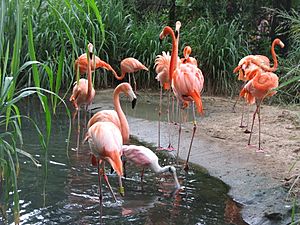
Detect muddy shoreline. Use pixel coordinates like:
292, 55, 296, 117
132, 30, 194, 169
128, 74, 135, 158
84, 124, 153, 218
92, 89, 300, 225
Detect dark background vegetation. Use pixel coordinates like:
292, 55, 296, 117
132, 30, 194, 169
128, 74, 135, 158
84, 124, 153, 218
1, 0, 300, 101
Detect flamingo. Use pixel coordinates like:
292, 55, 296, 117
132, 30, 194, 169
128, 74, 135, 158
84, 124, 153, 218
239, 68, 279, 152
74, 46, 117, 77
85, 121, 124, 202
159, 21, 204, 171
154, 21, 182, 151
111, 57, 149, 92
87, 82, 137, 144
122, 144, 181, 190
181, 46, 198, 66
233, 38, 284, 130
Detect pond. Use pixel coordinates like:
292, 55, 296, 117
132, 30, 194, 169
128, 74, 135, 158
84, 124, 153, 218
3, 100, 247, 225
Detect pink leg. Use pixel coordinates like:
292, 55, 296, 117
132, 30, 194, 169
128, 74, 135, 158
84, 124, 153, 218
101, 163, 117, 202
166, 91, 175, 151
157, 86, 163, 150
248, 103, 259, 149
256, 104, 264, 153
176, 109, 182, 164
184, 102, 197, 172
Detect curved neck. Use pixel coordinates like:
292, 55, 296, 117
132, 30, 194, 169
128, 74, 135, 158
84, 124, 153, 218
164, 27, 178, 82
251, 40, 281, 72
113, 87, 129, 143
115, 71, 126, 81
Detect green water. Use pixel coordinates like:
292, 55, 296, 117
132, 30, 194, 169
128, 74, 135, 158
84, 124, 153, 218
2, 102, 247, 225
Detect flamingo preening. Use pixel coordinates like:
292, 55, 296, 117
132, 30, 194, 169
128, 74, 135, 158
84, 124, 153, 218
160, 21, 204, 171
233, 38, 285, 131
239, 68, 279, 152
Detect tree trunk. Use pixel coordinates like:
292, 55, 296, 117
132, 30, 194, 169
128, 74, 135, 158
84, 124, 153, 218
270, 0, 291, 55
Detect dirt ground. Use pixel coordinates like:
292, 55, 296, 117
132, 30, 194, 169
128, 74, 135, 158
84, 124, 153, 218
93, 89, 300, 224
139, 91, 300, 195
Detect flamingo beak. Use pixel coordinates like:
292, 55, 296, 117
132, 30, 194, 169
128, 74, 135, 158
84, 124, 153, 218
132, 98, 137, 109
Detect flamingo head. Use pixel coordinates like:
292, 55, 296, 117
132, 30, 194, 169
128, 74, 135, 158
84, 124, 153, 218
87, 43, 94, 59
175, 21, 181, 38
274, 38, 285, 48
117, 82, 137, 109
159, 26, 173, 43
183, 46, 192, 60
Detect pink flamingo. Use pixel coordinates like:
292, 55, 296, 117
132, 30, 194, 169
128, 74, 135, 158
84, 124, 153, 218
75, 46, 117, 76
154, 21, 182, 151
122, 144, 181, 190
160, 21, 204, 171
233, 38, 284, 130
87, 82, 137, 144
85, 121, 124, 202
112, 57, 149, 92
181, 46, 198, 66
239, 69, 279, 152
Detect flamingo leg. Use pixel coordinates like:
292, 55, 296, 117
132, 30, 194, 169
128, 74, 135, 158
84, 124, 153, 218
97, 159, 103, 207
232, 95, 240, 113
140, 168, 145, 191
157, 86, 162, 150
244, 105, 251, 133
257, 103, 264, 153
166, 91, 175, 151
76, 109, 80, 151
132, 74, 137, 93
176, 108, 182, 164
239, 99, 246, 128
101, 162, 117, 202
184, 102, 197, 172
248, 103, 259, 147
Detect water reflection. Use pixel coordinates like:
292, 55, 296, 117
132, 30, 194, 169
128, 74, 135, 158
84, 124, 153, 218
2, 103, 247, 225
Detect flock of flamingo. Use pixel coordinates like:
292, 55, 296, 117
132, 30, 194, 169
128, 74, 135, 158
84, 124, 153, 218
68, 21, 284, 204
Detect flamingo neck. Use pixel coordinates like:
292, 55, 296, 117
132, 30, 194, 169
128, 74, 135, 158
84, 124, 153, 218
251, 40, 281, 72
115, 71, 126, 81
164, 27, 178, 82
113, 87, 129, 143
270, 40, 279, 71
87, 54, 93, 102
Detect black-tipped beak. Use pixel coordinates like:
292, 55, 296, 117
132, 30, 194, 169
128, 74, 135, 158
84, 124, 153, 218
159, 38, 162, 44
89, 52, 93, 59
132, 98, 137, 109
175, 30, 178, 39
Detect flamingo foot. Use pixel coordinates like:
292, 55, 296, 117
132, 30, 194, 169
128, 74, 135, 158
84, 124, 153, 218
183, 163, 189, 173
239, 125, 247, 128
156, 146, 165, 151
165, 144, 175, 151
256, 148, 265, 153
244, 129, 251, 134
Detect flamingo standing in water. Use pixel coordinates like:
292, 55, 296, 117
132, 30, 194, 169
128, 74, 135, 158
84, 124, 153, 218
160, 21, 204, 171
85, 121, 124, 202
239, 68, 279, 152
87, 82, 137, 144
122, 144, 181, 190
233, 38, 285, 131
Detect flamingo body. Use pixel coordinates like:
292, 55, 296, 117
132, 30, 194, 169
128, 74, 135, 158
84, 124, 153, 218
122, 145, 180, 189
87, 82, 137, 144
118, 57, 149, 80
172, 63, 204, 114
87, 121, 123, 177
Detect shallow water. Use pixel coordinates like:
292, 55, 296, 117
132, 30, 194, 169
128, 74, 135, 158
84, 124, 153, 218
3, 102, 247, 225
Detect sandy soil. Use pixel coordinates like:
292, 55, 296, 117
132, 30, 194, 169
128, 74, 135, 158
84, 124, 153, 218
92, 89, 300, 225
